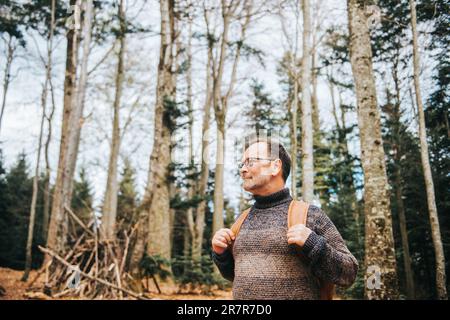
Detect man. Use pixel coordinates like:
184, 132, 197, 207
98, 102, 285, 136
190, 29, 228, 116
211, 135, 358, 299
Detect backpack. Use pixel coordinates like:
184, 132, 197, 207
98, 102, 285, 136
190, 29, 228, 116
230, 199, 335, 300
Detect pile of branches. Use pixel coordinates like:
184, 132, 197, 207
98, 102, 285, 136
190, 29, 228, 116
28, 206, 146, 300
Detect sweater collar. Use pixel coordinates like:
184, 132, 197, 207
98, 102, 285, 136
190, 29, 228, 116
253, 187, 292, 209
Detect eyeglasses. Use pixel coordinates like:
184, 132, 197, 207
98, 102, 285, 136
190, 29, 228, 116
238, 157, 274, 169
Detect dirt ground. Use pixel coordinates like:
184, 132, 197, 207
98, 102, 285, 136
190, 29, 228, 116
0, 267, 233, 300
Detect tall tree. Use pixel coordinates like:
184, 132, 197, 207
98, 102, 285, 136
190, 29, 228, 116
42, 69, 57, 244
182, 9, 204, 272
371, 0, 416, 299
409, 0, 447, 300
68, 0, 93, 197
145, 0, 176, 261
277, 1, 301, 197
347, 0, 399, 299
300, 0, 314, 202
130, 0, 176, 276
191, 29, 213, 272
310, 1, 329, 203
45, 0, 79, 257
310, 0, 321, 138
102, 0, 126, 241
46, 0, 93, 258
0, 35, 17, 136
206, 0, 253, 235
421, 0, 450, 297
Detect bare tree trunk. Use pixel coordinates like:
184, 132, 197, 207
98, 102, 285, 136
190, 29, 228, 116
394, 161, 415, 298
0, 36, 16, 136
391, 62, 416, 299
209, 0, 251, 235
22, 81, 47, 282
347, 0, 399, 299
46, 0, 93, 261
46, 0, 81, 258
191, 46, 213, 270
212, 120, 225, 234
42, 76, 56, 243
408, 85, 419, 130
183, 224, 191, 273
130, 0, 175, 272
67, 0, 93, 198
290, 75, 298, 198
129, 208, 148, 278
278, 5, 300, 199
145, 0, 175, 260
409, 0, 447, 300
210, 6, 230, 236
168, 10, 182, 259
328, 71, 341, 132
311, 52, 319, 135
42, 0, 57, 244
129, 0, 176, 276
311, 4, 320, 137
102, 0, 126, 241
184, 16, 199, 270
301, 0, 314, 202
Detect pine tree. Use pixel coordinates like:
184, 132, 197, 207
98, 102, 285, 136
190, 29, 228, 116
0, 153, 32, 269
116, 159, 139, 238
71, 167, 94, 236
246, 79, 284, 133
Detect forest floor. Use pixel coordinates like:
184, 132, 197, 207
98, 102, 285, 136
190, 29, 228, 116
0, 267, 233, 300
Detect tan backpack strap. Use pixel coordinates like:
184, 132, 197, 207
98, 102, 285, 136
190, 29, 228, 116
289, 200, 334, 300
229, 208, 251, 255
231, 207, 251, 237
287, 200, 309, 228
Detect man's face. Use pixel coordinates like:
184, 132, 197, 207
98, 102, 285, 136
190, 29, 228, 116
240, 142, 276, 193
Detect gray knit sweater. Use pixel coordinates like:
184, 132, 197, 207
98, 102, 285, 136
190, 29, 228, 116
211, 188, 358, 300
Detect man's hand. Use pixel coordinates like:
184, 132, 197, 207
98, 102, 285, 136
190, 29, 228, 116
212, 228, 235, 255
287, 224, 312, 248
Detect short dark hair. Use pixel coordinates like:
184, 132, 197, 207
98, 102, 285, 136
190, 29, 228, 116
244, 134, 291, 182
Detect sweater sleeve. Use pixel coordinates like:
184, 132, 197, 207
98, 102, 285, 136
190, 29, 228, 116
301, 206, 359, 288
211, 249, 235, 282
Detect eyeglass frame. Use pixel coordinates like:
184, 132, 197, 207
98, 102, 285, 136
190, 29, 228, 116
238, 157, 277, 169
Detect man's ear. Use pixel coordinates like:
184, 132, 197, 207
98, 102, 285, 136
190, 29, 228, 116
272, 159, 282, 176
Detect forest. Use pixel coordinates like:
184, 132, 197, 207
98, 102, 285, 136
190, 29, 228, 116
0, 0, 448, 300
